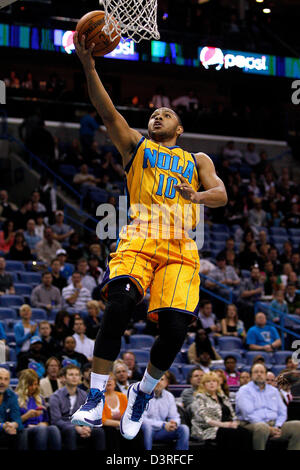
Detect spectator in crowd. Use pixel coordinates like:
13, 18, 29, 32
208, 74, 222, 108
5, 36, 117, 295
4, 70, 20, 88
0, 220, 15, 253
35, 214, 45, 240
180, 367, 204, 410
0, 367, 23, 450
238, 240, 261, 271
14, 304, 38, 356
113, 360, 131, 394
56, 249, 73, 279
72, 317, 94, 362
66, 233, 85, 265
9, 230, 32, 261
50, 258, 68, 291
285, 203, 300, 229
38, 175, 58, 216
39, 321, 61, 358
244, 143, 260, 168
222, 141, 242, 166
172, 90, 199, 112
30, 191, 47, 215
79, 109, 101, 153
31, 272, 61, 313
0, 322, 9, 361
224, 355, 240, 386
78, 363, 92, 392
150, 86, 171, 109
57, 336, 88, 370
190, 372, 251, 449
87, 255, 104, 285
246, 312, 282, 352
235, 363, 300, 450
266, 371, 277, 387
199, 257, 216, 275
70, 258, 97, 294
16, 336, 47, 379
49, 364, 105, 450
198, 300, 221, 341
205, 253, 241, 299
239, 371, 251, 386
279, 241, 293, 266
285, 356, 299, 371
63, 139, 84, 166
14, 200, 32, 231
73, 164, 100, 189
40, 357, 63, 402
238, 265, 265, 329
36, 227, 61, 265
220, 304, 245, 339
269, 289, 288, 323
52, 311, 73, 346
188, 327, 221, 365
0, 190, 18, 223
16, 369, 61, 450
24, 219, 41, 255
62, 271, 91, 312
121, 351, 143, 381
291, 252, 300, 275
215, 369, 230, 397
266, 202, 284, 228
142, 373, 190, 450
51, 211, 74, 243
248, 198, 267, 236
0, 257, 15, 295
85, 300, 102, 340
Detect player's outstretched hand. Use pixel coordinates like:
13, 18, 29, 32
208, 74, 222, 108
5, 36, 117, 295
174, 174, 199, 203
73, 31, 95, 70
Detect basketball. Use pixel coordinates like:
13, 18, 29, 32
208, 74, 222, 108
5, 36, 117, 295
76, 10, 121, 57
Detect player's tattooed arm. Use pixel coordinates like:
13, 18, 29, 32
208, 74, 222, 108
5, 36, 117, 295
174, 153, 227, 208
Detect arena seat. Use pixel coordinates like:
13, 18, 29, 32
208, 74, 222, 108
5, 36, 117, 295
269, 227, 288, 236
3, 318, 18, 331
123, 349, 150, 363
211, 232, 229, 242
31, 308, 47, 321
217, 337, 244, 350
58, 164, 77, 179
218, 350, 243, 363
173, 351, 184, 365
288, 228, 300, 237
271, 365, 286, 376
89, 188, 109, 204
273, 351, 294, 364
19, 272, 42, 284
245, 351, 274, 365
211, 224, 230, 234
169, 365, 182, 384
241, 269, 251, 278
181, 364, 197, 382
211, 241, 226, 251
14, 283, 33, 296
6, 332, 16, 344
0, 295, 24, 308
0, 307, 17, 320
133, 322, 146, 334
129, 334, 155, 349
5, 261, 26, 272
25, 261, 46, 271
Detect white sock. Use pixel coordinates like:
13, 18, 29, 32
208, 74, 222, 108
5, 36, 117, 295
90, 372, 109, 392
139, 370, 160, 395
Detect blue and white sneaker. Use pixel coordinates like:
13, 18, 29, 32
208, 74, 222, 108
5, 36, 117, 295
120, 382, 153, 440
71, 388, 105, 427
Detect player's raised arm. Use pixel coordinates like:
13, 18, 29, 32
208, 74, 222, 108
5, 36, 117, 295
74, 32, 142, 166
195, 153, 227, 207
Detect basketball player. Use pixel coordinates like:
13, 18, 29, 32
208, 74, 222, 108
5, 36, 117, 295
71, 32, 228, 440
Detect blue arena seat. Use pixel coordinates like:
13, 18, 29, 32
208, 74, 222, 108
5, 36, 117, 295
3, 318, 18, 332
14, 283, 33, 296
89, 188, 109, 204
129, 335, 155, 350
5, 261, 26, 272
124, 349, 150, 363
0, 295, 24, 308
58, 164, 77, 178
241, 269, 251, 278
288, 228, 300, 237
269, 227, 287, 236
9, 348, 17, 362
19, 272, 42, 284
173, 351, 184, 365
181, 365, 197, 382
245, 351, 274, 365
6, 332, 16, 344
211, 232, 229, 242
211, 224, 230, 234
169, 365, 182, 384
217, 337, 244, 351
31, 308, 47, 321
25, 261, 47, 271
211, 241, 226, 251
271, 365, 287, 376
0, 308, 17, 320
133, 322, 146, 334
273, 351, 294, 365
218, 350, 243, 363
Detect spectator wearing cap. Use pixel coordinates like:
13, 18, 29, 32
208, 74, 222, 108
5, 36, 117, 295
16, 336, 47, 379
205, 253, 241, 299
72, 317, 94, 362
56, 248, 73, 279
40, 357, 64, 401
31, 271, 61, 313
0, 367, 24, 450
51, 211, 74, 243
36, 227, 61, 265
57, 336, 88, 370
24, 219, 41, 255
0, 257, 15, 295
68, 258, 97, 294
246, 312, 281, 353
62, 271, 91, 312
50, 258, 68, 292
14, 304, 39, 356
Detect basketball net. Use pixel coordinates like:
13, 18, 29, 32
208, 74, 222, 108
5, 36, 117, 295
99, 0, 160, 43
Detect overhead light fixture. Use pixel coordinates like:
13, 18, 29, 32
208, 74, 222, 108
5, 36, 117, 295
256, 0, 264, 3
263, 8, 271, 13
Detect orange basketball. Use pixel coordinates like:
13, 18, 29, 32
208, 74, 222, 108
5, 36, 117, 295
76, 10, 121, 57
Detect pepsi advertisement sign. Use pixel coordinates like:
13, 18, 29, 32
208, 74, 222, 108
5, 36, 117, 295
199, 46, 274, 76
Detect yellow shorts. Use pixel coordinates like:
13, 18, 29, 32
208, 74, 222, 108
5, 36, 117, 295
100, 224, 200, 322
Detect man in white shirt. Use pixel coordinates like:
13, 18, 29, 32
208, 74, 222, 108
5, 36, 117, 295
72, 317, 94, 362
62, 271, 91, 312
68, 258, 97, 294
142, 374, 189, 450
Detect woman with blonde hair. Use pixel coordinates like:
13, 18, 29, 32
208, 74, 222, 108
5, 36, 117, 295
14, 304, 38, 356
15, 369, 61, 450
220, 304, 245, 339
190, 372, 251, 449
214, 369, 230, 397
